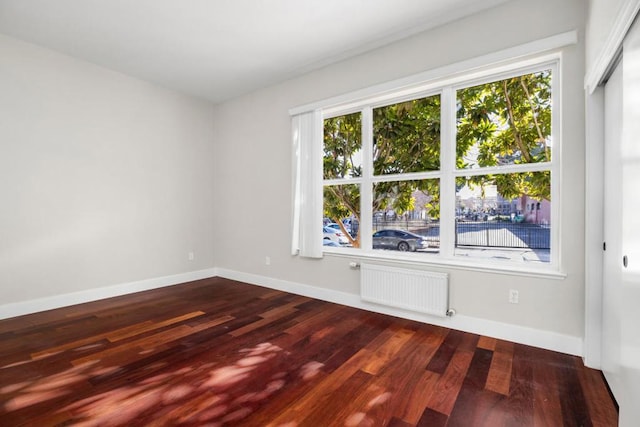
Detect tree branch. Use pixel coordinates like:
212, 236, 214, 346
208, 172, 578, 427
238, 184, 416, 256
327, 187, 360, 248
519, 78, 550, 162
502, 80, 532, 163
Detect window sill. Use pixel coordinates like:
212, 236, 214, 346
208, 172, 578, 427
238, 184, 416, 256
322, 247, 566, 280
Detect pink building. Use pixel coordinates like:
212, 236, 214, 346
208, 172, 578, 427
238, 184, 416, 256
519, 195, 551, 225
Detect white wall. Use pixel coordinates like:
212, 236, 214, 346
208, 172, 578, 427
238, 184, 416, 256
213, 0, 587, 346
0, 34, 216, 309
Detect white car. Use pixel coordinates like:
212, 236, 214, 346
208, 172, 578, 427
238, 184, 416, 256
326, 222, 352, 234
323, 226, 349, 245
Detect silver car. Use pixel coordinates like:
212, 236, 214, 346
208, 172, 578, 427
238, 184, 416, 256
372, 229, 428, 252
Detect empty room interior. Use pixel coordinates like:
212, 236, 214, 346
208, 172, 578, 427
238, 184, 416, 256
1, 0, 639, 425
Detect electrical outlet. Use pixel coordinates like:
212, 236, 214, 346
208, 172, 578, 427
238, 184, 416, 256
265, 256, 271, 266
188, 251, 194, 261
509, 289, 519, 304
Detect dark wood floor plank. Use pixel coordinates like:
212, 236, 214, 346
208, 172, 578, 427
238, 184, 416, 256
556, 358, 594, 426
446, 347, 505, 426
447, 388, 508, 427
575, 359, 620, 427
248, 312, 405, 424
392, 368, 441, 424
477, 336, 497, 351
505, 343, 536, 426
261, 343, 387, 424
389, 416, 415, 427
417, 407, 449, 427
425, 329, 466, 374
465, 347, 493, 389
296, 369, 380, 426
28, 311, 207, 361
485, 339, 514, 396
425, 332, 478, 416
228, 306, 299, 337
318, 312, 395, 374
0, 277, 618, 426
360, 326, 416, 375
371, 325, 448, 424
531, 346, 564, 427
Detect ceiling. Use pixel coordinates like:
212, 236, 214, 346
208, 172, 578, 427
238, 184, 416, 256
0, 0, 511, 104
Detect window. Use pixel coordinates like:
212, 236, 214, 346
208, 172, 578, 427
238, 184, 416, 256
320, 60, 556, 268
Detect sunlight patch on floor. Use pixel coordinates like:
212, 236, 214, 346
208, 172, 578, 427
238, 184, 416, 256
4, 389, 69, 411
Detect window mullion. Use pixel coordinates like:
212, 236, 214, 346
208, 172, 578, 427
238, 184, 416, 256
550, 61, 560, 271
452, 162, 552, 177
439, 87, 457, 258
360, 107, 373, 251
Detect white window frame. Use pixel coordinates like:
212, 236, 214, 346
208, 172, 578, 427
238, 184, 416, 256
291, 32, 576, 278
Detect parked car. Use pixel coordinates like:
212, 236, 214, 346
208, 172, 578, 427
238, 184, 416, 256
342, 218, 359, 236
372, 229, 428, 252
325, 222, 353, 236
323, 226, 349, 245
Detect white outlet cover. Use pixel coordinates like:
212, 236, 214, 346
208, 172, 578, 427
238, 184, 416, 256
509, 289, 519, 303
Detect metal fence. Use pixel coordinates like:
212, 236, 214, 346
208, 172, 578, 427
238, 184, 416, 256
372, 219, 550, 250
455, 221, 550, 249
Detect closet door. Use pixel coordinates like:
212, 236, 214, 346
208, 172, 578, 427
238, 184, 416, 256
602, 55, 623, 401
602, 16, 640, 425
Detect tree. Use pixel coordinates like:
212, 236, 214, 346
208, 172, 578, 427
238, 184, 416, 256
323, 113, 363, 245
372, 96, 441, 224
456, 70, 552, 200
323, 70, 552, 245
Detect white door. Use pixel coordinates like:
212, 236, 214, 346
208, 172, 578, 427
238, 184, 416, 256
602, 17, 640, 425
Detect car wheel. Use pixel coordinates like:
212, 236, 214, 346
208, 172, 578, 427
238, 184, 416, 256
397, 241, 409, 251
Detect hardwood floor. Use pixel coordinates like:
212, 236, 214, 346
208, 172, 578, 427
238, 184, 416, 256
0, 277, 617, 426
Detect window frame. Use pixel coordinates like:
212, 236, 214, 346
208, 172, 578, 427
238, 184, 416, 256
320, 54, 562, 275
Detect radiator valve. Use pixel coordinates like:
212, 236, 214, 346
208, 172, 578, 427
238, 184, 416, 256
446, 308, 456, 317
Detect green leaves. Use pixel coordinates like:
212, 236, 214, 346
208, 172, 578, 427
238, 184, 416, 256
373, 180, 440, 219
457, 70, 552, 172
323, 113, 362, 179
373, 95, 441, 175
322, 69, 553, 243
324, 184, 360, 221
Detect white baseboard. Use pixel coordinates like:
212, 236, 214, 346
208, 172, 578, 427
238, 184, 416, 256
0, 268, 218, 320
216, 268, 583, 357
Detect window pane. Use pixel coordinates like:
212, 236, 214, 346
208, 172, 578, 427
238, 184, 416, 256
373, 95, 440, 175
372, 179, 439, 253
323, 112, 362, 179
323, 184, 360, 248
456, 70, 552, 169
455, 172, 550, 263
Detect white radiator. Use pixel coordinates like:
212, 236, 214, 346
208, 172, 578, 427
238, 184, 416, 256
360, 263, 450, 317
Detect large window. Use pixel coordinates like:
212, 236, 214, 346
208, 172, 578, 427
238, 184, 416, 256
321, 62, 556, 267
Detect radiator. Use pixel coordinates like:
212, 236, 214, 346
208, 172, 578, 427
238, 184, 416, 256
360, 263, 450, 317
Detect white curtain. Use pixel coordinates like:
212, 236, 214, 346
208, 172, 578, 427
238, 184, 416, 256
291, 110, 323, 258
